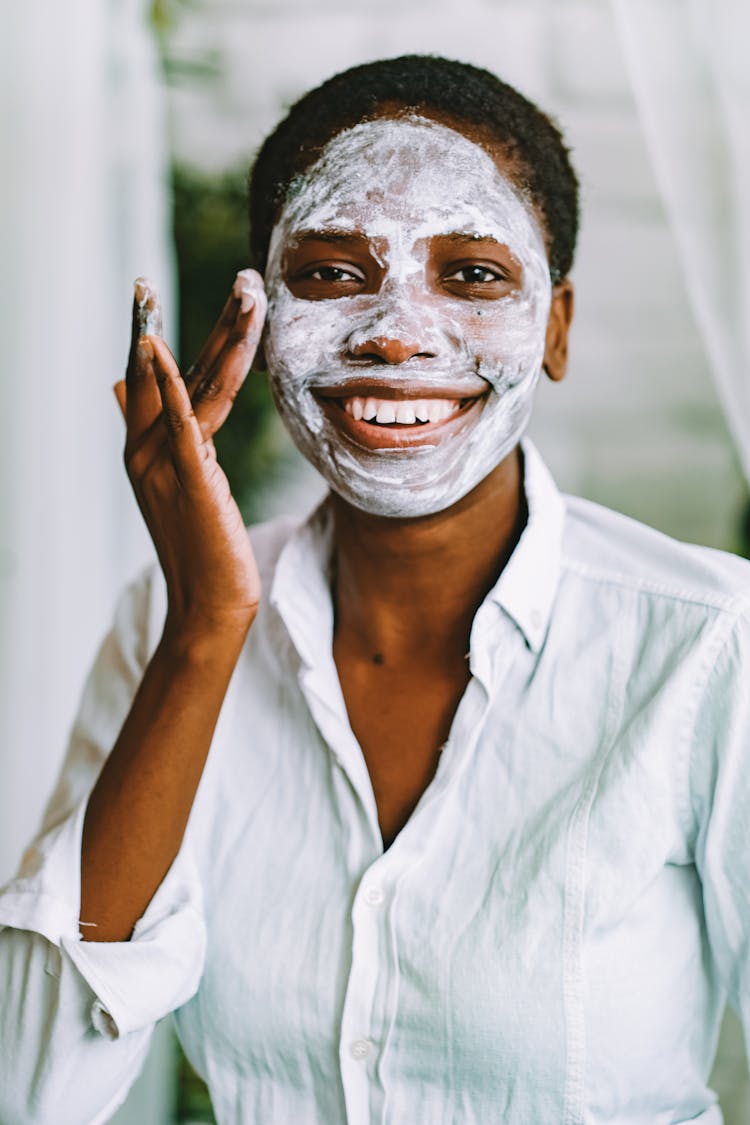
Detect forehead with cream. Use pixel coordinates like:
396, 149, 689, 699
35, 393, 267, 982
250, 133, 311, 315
266, 115, 548, 280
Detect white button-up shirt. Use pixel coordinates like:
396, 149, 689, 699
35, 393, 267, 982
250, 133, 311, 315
2, 440, 750, 1124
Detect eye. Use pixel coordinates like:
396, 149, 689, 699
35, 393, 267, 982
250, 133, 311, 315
438, 258, 518, 302
444, 264, 508, 284
286, 259, 369, 300
306, 265, 364, 283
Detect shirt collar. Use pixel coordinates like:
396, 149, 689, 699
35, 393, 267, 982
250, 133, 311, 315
487, 438, 565, 652
269, 498, 336, 672
270, 437, 565, 664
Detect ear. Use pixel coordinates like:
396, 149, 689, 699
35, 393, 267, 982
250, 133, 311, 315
543, 279, 574, 382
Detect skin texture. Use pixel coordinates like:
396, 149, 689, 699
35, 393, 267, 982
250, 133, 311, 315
79, 116, 574, 939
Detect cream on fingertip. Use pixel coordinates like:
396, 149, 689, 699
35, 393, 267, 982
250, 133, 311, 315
133, 276, 163, 337
233, 269, 265, 315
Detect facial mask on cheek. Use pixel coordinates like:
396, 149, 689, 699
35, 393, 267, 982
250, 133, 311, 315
263, 117, 552, 518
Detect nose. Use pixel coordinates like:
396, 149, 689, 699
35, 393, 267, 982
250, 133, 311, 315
348, 335, 434, 365
346, 281, 440, 365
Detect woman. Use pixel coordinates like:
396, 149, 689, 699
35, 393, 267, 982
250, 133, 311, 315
1, 55, 749, 1124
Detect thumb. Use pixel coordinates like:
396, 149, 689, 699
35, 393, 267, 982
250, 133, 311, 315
113, 380, 127, 419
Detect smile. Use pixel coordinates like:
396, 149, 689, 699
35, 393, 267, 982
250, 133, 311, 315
314, 387, 486, 450
343, 395, 461, 425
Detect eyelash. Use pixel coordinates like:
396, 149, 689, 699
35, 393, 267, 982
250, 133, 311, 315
444, 265, 507, 284
306, 265, 363, 283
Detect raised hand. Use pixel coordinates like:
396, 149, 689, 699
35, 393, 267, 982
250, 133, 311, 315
115, 271, 267, 638
79, 272, 268, 942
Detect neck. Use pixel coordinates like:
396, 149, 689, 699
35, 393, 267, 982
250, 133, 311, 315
331, 446, 527, 662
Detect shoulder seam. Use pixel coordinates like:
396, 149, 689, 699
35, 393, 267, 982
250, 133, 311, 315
560, 554, 750, 616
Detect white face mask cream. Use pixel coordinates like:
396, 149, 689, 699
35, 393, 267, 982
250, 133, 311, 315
263, 116, 552, 519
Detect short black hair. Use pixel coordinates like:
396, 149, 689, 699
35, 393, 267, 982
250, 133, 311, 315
248, 55, 580, 283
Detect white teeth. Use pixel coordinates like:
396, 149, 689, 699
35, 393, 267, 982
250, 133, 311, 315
339, 396, 464, 425
375, 401, 397, 424
395, 402, 417, 424
427, 400, 448, 423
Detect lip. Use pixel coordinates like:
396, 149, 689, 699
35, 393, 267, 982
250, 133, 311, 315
311, 375, 488, 400
314, 386, 487, 450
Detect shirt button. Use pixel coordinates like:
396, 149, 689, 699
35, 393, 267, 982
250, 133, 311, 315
363, 886, 385, 906
349, 1039, 373, 1061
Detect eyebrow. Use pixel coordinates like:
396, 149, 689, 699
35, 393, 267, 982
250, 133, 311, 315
291, 228, 369, 245
435, 231, 509, 245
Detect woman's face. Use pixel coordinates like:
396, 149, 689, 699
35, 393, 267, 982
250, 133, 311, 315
263, 116, 552, 519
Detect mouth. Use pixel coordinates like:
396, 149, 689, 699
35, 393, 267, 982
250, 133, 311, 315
313, 385, 487, 450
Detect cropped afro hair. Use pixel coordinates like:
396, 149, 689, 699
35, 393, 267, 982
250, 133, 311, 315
248, 55, 579, 283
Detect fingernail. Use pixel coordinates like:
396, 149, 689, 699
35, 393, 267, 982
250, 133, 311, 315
136, 337, 154, 363
233, 269, 259, 314
134, 276, 163, 337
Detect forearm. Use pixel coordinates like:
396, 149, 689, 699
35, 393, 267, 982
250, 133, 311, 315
80, 272, 264, 943
80, 616, 250, 942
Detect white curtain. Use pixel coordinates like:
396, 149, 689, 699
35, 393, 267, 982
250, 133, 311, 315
611, 0, 750, 483
0, 0, 172, 883
0, 2, 173, 1120
611, 3, 750, 1117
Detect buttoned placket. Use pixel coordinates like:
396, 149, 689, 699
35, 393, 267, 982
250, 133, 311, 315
296, 601, 520, 1124
296, 654, 391, 1123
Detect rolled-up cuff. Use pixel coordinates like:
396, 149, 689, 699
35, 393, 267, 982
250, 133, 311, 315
0, 799, 206, 1040
63, 885, 206, 1039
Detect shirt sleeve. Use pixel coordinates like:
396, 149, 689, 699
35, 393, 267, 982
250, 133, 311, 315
689, 601, 750, 1039
0, 568, 207, 1124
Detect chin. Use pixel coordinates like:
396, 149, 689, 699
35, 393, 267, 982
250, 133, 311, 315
274, 382, 528, 520
319, 448, 493, 520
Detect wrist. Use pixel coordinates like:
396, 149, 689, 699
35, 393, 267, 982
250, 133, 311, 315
161, 607, 256, 658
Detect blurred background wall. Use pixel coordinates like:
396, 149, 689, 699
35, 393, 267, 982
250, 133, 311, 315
2, 0, 748, 1121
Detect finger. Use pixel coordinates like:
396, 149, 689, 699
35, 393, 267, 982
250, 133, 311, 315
151, 344, 209, 490
113, 381, 127, 419
125, 279, 165, 439
124, 338, 166, 452
185, 270, 266, 396
192, 273, 268, 436
134, 276, 163, 338
124, 336, 184, 472
126, 277, 163, 376
184, 293, 240, 393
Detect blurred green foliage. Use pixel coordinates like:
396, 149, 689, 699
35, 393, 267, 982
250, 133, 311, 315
150, 1, 223, 86
175, 1043, 216, 1123
150, 0, 196, 40
172, 164, 281, 524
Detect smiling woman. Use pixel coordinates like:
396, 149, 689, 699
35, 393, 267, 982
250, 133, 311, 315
1, 53, 750, 1125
